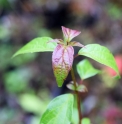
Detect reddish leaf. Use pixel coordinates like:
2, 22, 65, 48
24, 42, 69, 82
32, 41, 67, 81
62, 26, 81, 42
52, 44, 74, 87
48, 39, 64, 44
69, 41, 84, 48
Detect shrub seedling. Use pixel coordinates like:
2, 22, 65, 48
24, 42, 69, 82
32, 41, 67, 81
13, 26, 120, 124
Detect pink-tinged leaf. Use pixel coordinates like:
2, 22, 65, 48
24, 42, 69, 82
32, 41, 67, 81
62, 26, 81, 42
48, 39, 63, 44
52, 44, 74, 87
68, 41, 85, 48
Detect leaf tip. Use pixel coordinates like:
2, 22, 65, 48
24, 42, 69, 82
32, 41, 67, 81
11, 53, 17, 58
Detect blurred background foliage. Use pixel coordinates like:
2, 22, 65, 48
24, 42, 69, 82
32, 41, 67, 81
0, 0, 122, 124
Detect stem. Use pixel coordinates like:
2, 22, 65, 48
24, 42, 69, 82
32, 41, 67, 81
74, 54, 79, 59
71, 68, 82, 124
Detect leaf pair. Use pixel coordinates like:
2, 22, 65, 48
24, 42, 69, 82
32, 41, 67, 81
13, 37, 119, 87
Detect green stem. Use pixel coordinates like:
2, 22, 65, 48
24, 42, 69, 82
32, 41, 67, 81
71, 68, 82, 124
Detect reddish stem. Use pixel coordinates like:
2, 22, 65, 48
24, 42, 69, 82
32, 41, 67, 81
71, 68, 82, 124
74, 54, 79, 59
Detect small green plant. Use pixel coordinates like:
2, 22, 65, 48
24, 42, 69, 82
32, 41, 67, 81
13, 26, 120, 124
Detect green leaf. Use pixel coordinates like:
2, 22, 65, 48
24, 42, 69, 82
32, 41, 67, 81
13, 37, 57, 57
66, 83, 75, 91
77, 59, 100, 80
71, 108, 78, 124
40, 94, 74, 124
78, 44, 120, 78
67, 82, 88, 92
82, 118, 91, 124
76, 84, 88, 92
18, 94, 48, 115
